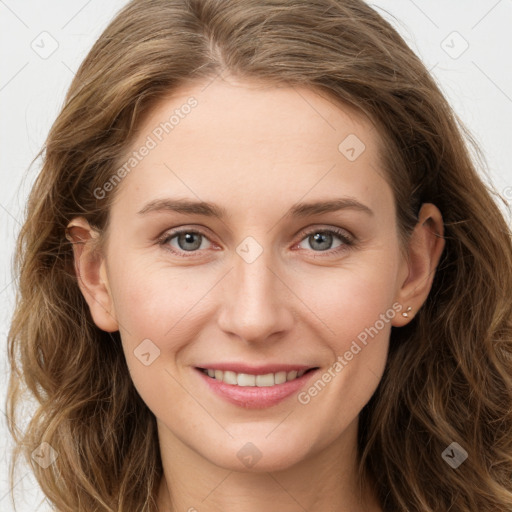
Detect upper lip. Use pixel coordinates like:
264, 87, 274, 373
195, 363, 318, 374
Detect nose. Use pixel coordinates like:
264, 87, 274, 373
216, 245, 295, 345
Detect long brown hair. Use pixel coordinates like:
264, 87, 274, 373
7, 0, 512, 510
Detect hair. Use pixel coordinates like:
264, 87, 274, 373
6, 0, 512, 510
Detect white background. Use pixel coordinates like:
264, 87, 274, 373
1, 1, 511, 510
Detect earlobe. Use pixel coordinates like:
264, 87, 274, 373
66, 217, 119, 332
392, 203, 445, 327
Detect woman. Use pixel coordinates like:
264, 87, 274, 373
7, 0, 512, 510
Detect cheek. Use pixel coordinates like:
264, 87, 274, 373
109, 256, 203, 336
107, 258, 220, 396
107, 261, 199, 410
294, 254, 399, 347
291, 266, 396, 439
289, 251, 399, 420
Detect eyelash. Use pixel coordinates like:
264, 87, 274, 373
157, 226, 355, 259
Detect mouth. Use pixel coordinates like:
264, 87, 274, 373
196, 366, 319, 387
194, 365, 320, 409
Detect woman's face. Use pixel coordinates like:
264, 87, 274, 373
81, 77, 417, 472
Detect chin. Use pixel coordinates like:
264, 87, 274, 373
201, 436, 313, 473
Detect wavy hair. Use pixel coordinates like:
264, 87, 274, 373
6, 0, 512, 510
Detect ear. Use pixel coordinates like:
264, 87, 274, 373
66, 217, 119, 332
392, 203, 445, 327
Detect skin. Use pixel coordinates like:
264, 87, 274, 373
68, 76, 445, 511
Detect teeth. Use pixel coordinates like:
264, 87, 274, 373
237, 373, 256, 386
201, 368, 310, 386
287, 370, 297, 380
255, 373, 274, 387
223, 370, 238, 385
275, 371, 287, 384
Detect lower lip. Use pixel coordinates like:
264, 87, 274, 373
195, 368, 319, 409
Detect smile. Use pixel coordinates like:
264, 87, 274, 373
198, 367, 316, 386
194, 365, 320, 409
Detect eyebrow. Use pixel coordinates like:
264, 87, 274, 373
137, 197, 374, 218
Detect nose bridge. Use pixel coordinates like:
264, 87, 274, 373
217, 236, 293, 342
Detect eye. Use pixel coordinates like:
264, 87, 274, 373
158, 226, 355, 258
295, 227, 354, 256
158, 228, 213, 257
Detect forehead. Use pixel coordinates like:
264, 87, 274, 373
109, 77, 391, 220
